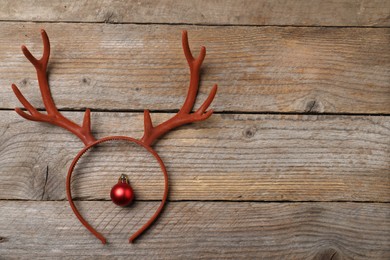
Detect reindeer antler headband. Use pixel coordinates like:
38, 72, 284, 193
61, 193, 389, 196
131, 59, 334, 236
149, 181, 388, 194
12, 29, 217, 244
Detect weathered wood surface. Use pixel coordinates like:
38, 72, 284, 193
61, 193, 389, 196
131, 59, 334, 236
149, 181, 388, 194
0, 1, 389, 259
0, 201, 388, 259
0, 111, 388, 202
1, 23, 389, 113
1, 0, 390, 27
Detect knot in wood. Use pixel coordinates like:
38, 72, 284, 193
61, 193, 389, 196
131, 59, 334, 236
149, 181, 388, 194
305, 99, 323, 113
243, 126, 256, 139
314, 248, 341, 260
81, 77, 91, 85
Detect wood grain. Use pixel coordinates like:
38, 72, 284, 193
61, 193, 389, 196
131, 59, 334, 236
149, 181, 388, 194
0, 111, 388, 202
1, 0, 389, 27
0, 2, 389, 259
0, 201, 388, 259
1, 23, 389, 114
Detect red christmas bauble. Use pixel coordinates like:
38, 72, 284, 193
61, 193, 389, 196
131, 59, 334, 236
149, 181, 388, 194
110, 174, 134, 207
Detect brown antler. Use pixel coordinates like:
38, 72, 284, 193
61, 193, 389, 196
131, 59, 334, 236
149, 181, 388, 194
12, 29, 96, 146
140, 30, 217, 146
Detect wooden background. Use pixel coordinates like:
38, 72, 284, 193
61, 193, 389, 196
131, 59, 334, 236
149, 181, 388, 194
0, 1, 389, 259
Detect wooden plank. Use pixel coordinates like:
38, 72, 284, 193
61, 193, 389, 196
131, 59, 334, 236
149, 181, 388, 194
0, 0, 389, 27
0, 111, 388, 202
1, 23, 389, 114
0, 201, 388, 259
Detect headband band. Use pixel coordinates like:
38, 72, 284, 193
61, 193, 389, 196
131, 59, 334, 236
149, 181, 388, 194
66, 136, 168, 244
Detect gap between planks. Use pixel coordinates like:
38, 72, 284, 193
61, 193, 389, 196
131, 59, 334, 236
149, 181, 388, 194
1, 19, 390, 29
1, 107, 390, 117
1, 198, 390, 204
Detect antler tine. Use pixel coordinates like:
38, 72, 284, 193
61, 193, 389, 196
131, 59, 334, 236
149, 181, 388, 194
140, 30, 217, 146
180, 30, 206, 114
22, 29, 50, 70
12, 29, 96, 146
22, 29, 58, 115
